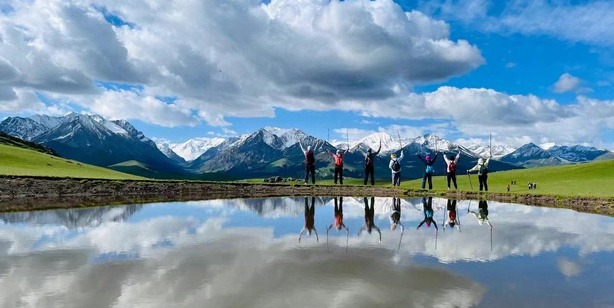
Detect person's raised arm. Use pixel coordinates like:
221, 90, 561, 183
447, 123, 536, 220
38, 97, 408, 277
374, 226, 382, 243
432, 220, 438, 230
486, 218, 492, 229
314, 140, 322, 152
342, 223, 349, 233
374, 141, 382, 155
313, 228, 319, 242
417, 219, 426, 229
485, 157, 490, 167
399, 151, 404, 162
299, 140, 306, 154
326, 224, 334, 232
343, 149, 350, 156
468, 163, 479, 173
358, 225, 367, 236
433, 152, 439, 163
455, 150, 461, 163
298, 228, 306, 243
416, 153, 426, 164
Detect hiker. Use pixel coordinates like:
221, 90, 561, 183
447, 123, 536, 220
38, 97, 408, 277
327, 148, 350, 185
417, 197, 438, 230
359, 141, 382, 186
299, 140, 321, 185
533, 183, 537, 189
389, 151, 405, 187
469, 200, 492, 228
528, 182, 532, 190
443, 199, 460, 232
507, 184, 510, 192
358, 197, 381, 242
326, 197, 349, 234
468, 157, 490, 191
299, 197, 319, 242
416, 152, 439, 190
390, 197, 404, 232
443, 150, 461, 190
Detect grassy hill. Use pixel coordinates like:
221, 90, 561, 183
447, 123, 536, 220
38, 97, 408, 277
281, 160, 614, 197
0, 132, 58, 156
0, 144, 145, 180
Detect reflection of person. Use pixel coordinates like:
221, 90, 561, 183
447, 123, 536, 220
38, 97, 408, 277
299, 197, 319, 242
327, 197, 349, 234
417, 197, 438, 230
358, 197, 381, 242
469, 200, 492, 228
443, 199, 460, 232
390, 197, 404, 232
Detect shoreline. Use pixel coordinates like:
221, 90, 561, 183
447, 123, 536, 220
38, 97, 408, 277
1, 176, 613, 216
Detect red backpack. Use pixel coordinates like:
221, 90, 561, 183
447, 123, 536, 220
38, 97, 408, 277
449, 161, 456, 173
334, 155, 343, 167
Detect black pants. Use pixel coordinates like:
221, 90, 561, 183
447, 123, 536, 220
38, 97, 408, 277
334, 166, 344, 184
447, 173, 457, 189
478, 174, 488, 191
305, 164, 316, 184
421, 173, 433, 189
364, 165, 375, 185
392, 172, 401, 186
334, 197, 343, 215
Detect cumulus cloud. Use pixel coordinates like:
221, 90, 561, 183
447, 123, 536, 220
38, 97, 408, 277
0, 0, 483, 127
553, 73, 581, 93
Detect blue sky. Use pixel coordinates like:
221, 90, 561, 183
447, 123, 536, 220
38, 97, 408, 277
1, 0, 613, 148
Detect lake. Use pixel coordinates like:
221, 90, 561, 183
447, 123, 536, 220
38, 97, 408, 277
0, 197, 613, 307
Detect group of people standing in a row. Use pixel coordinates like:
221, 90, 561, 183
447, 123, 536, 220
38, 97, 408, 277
299, 140, 492, 191
299, 197, 492, 243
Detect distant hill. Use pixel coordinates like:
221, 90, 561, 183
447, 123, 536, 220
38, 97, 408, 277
0, 132, 58, 156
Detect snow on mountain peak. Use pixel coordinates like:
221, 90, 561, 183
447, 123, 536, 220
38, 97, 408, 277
540, 142, 556, 150
356, 132, 401, 153
412, 134, 455, 152
168, 137, 226, 161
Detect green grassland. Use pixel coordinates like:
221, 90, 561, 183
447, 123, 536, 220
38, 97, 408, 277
256, 160, 614, 197
0, 144, 145, 180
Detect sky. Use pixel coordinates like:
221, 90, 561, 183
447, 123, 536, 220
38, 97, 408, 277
0, 0, 613, 149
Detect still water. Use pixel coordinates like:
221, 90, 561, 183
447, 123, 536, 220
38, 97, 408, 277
0, 197, 613, 308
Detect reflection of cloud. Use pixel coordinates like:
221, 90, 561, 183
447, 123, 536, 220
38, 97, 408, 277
0, 219, 485, 308
557, 258, 582, 278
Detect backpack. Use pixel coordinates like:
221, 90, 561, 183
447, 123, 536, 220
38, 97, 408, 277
426, 165, 434, 174
392, 160, 401, 172
449, 161, 456, 173
479, 164, 488, 175
334, 155, 343, 167
306, 150, 315, 165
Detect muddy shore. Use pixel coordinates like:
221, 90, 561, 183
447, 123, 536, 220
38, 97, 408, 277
1, 176, 613, 216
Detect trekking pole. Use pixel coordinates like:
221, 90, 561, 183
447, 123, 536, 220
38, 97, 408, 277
467, 172, 474, 191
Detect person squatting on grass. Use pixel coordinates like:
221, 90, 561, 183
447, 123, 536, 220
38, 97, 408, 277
389, 151, 405, 187
328, 148, 349, 185
299, 140, 320, 185
468, 157, 490, 191
417, 152, 439, 190
359, 141, 382, 186
443, 150, 461, 190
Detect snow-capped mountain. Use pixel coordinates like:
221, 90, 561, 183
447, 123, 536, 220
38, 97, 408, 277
355, 132, 403, 153
466, 144, 516, 159
163, 137, 226, 162
412, 134, 457, 152
547, 145, 609, 162
499, 143, 564, 168
0, 113, 183, 175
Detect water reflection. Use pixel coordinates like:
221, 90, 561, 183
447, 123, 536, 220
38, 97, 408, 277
299, 197, 318, 243
417, 197, 438, 230
0, 204, 142, 228
1, 197, 614, 307
358, 197, 381, 242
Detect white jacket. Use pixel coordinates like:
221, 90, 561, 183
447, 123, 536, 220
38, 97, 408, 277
443, 152, 460, 173
388, 152, 404, 174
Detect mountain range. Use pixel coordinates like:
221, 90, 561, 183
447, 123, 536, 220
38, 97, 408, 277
1, 114, 611, 180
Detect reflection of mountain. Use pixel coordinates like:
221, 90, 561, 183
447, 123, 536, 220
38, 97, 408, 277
0, 205, 142, 228
226, 197, 331, 218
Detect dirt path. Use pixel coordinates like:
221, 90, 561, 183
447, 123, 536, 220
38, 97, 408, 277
1, 176, 613, 215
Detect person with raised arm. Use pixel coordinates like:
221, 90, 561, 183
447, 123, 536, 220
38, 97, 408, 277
417, 197, 438, 230
469, 200, 492, 229
326, 197, 349, 234
390, 197, 404, 232
416, 152, 439, 190
299, 197, 319, 243
359, 141, 382, 186
358, 197, 381, 242
443, 199, 461, 232
299, 139, 321, 185
389, 150, 405, 187
468, 156, 491, 191
327, 148, 350, 185
443, 150, 461, 190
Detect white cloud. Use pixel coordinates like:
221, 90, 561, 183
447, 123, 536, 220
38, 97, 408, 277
0, 0, 483, 126
505, 62, 516, 68
553, 73, 581, 93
